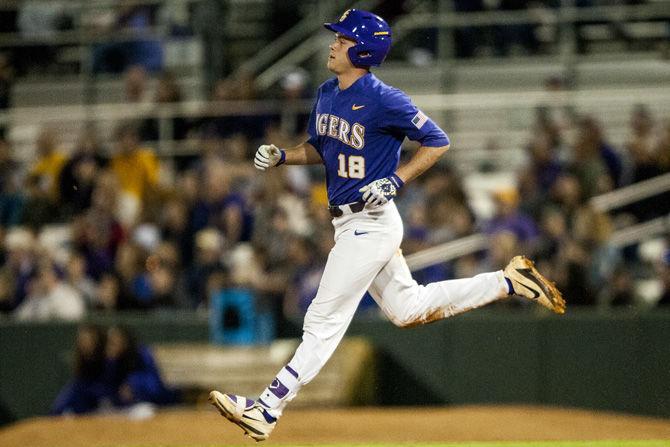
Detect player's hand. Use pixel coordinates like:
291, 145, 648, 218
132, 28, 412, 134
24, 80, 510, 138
359, 174, 404, 207
254, 144, 285, 171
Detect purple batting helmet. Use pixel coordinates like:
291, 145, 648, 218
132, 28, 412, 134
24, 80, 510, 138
324, 9, 392, 68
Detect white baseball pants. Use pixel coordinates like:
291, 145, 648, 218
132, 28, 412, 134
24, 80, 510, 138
259, 201, 508, 416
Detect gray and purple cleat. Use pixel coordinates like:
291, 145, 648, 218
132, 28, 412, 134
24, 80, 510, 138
208, 391, 277, 442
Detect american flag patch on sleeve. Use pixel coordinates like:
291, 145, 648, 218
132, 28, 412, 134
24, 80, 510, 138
411, 111, 428, 129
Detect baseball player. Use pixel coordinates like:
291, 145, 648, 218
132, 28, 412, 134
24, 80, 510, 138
209, 9, 565, 441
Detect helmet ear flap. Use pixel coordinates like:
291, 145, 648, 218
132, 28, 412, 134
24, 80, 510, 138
347, 44, 376, 68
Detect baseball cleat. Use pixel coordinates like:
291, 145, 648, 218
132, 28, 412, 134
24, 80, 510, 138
504, 255, 566, 314
208, 390, 276, 442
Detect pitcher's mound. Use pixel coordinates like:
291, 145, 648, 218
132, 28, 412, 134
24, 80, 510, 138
1, 405, 669, 446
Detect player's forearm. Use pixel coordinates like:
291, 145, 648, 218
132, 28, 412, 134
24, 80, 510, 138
283, 142, 322, 165
396, 144, 449, 183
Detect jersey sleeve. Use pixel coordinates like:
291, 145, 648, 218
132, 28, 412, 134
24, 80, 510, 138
381, 88, 450, 147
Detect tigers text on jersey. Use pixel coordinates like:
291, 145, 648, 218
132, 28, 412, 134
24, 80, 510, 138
307, 72, 450, 206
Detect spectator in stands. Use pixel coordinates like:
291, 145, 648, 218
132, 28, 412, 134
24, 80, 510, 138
124, 65, 150, 104
92, 2, 163, 74
546, 173, 584, 224
626, 105, 663, 175
51, 324, 110, 415
282, 236, 323, 318
191, 160, 253, 245
572, 116, 623, 194
553, 237, 593, 306
139, 70, 190, 143
59, 125, 106, 218
486, 230, 522, 272
132, 240, 186, 309
535, 207, 569, 264
15, 260, 85, 321
158, 197, 193, 267
66, 252, 97, 309
526, 130, 564, 193
621, 107, 668, 221
603, 264, 639, 307
518, 129, 566, 219
22, 134, 62, 228
109, 121, 161, 226
404, 202, 452, 284
485, 188, 539, 247
250, 205, 299, 305
572, 207, 620, 291
94, 272, 131, 311
114, 242, 146, 309
221, 134, 256, 187
625, 104, 657, 184
537, 76, 577, 139
105, 325, 178, 407
0, 138, 24, 227
0, 227, 36, 313
403, 202, 431, 256
184, 228, 227, 310
73, 173, 125, 281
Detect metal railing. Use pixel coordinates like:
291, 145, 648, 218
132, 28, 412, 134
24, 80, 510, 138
395, 2, 670, 31
256, 1, 670, 89
233, 0, 372, 79
253, 0, 384, 90
3, 84, 669, 157
406, 176, 670, 272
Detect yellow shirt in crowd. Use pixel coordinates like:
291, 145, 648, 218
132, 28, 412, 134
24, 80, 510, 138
29, 151, 68, 198
110, 148, 159, 200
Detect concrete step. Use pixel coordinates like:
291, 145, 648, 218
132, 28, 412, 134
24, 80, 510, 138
151, 337, 375, 407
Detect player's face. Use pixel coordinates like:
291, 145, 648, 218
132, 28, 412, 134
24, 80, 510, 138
327, 34, 356, 74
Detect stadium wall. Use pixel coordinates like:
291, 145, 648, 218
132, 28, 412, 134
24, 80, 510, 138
1, 310, 668, 425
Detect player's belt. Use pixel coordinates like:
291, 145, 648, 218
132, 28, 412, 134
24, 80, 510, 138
328, 201, 366, 218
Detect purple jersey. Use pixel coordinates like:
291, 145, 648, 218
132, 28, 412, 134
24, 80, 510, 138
307, 72, 450, 206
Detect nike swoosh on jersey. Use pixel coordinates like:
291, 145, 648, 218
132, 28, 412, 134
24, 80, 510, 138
352, 104, 365, 110
354, 230, 368, 236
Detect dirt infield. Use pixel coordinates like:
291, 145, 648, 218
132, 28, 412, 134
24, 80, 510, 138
1, 406, 669, 446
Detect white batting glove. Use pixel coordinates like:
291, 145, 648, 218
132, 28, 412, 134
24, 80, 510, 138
254, 144, 286, 171
359, 174, 405, 207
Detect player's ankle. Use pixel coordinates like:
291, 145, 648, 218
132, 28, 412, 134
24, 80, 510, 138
504, 277, 515, 295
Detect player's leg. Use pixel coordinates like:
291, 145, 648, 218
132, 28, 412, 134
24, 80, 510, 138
369, 250, 564, 327
368, 249, 508, 327
257, 222, 400, 413
210, 212, 401, 440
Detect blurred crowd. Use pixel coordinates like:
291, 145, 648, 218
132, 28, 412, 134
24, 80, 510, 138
0, 67, 668, 328
0, 1, 669, 340
52, 324, 178, 415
